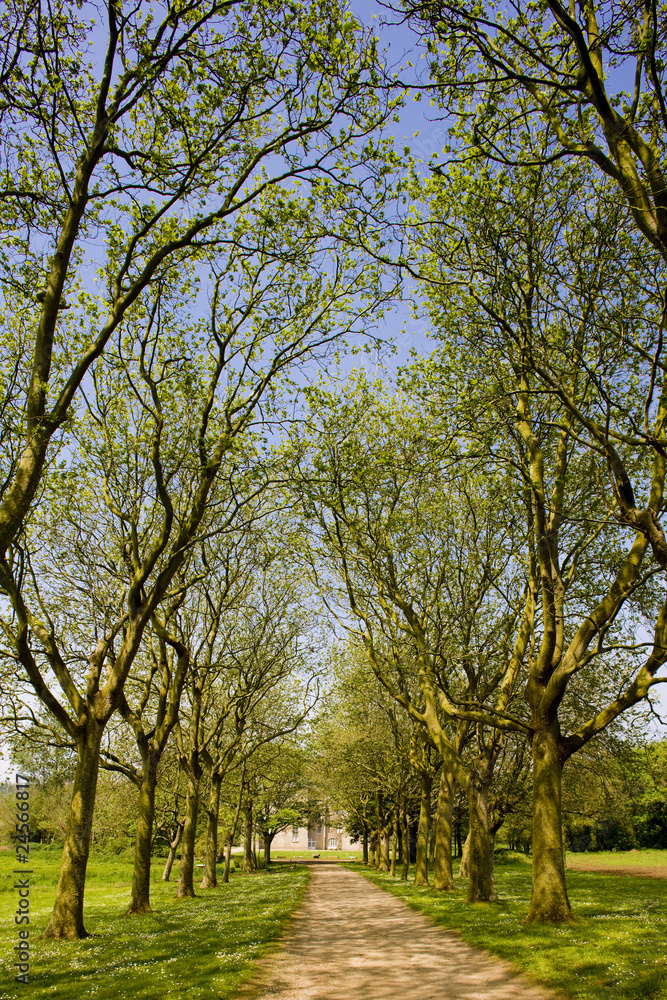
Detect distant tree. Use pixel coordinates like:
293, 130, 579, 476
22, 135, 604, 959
293, 377, 533, 900
252, 745, 307, 864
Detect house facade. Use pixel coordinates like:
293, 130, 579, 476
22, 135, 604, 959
272, 816, 357, 852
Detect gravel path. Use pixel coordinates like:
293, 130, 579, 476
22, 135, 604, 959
239, 863, 559, 1000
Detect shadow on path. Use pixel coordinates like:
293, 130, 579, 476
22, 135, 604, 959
238, 864, 559, 1000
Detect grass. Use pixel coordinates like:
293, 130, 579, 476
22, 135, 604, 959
565, 848, 667, 871
352, 852, 667, 1000
0, 845, 309, 999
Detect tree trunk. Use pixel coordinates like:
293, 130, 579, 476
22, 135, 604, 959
362, 827, 369, 865
200, 771, 222, 889
177, 771, 200, 898
428, 806, 436, 870
467, 765, 496, 902
222, 781, 244, 884
263, 830, 274, 865
162, 822, 183, 881
42, 718, 104, 939
454, 815, 463, 857
400, 800, 410, 881
414, 771, 432, 887
377, 793, 390, 872
243, 797, 254, 873
527, 729, 572, 922
390, 810, 398, 877
433, 767, 455, 891
380, 830, 390, 870
369, 829, 378, 868
127, 751, 159, 913
459, 832, 470, 878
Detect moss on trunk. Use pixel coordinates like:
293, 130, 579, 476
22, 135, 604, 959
400, 801, 410, 881
466, 765, 496, 903
42, 719, 104, 939
414, 770, 432, 887
200, 772, 222, 889
127, 752, 159, 913
433, 767, 455, 891
527, 728, 572, 923
177, 772, 200, 898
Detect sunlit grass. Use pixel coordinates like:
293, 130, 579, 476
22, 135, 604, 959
354, 853, 667, 1000
0, 847, 309, 999
565, 848, 667, 871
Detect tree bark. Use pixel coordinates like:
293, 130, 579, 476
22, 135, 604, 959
42, 718, 104, 938
127, 750, 159, 913
377, 792, 390, 872
243, 796, 254, 873
433, 767, 455, 891
467, 764, 496, 903
459, 832, 470, 878
362, 826, 369, 865
414, 770, 432, 887
428, 806, 436, 870
369, 829, 378, 868
222, 780, 244, 884
390, 810, 398, 877
527, 728, 572, 922
162, 822, 183, 881
177, 770, 200, 898
263, 830, 275, 865
200, 771, 222, 889
400, 800, 410, 881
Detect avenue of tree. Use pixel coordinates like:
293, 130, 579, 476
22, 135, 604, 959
0, 0, 666, 944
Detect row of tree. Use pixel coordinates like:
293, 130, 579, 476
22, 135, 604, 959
1, 0, 667, 938
0, 0, 395, 940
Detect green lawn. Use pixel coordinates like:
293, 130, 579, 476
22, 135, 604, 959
565, 848, 667, 871
0, 846, 309, 999
354, 852, 667, 1000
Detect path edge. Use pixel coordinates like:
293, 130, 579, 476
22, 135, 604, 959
347, 865, 567, 1000
232, 863, 312, 999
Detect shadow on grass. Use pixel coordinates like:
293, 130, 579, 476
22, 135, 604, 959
0, 857, 309, 1000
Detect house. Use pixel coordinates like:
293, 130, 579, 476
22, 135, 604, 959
272, 815, 357, 852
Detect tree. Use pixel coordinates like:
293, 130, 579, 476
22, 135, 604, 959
310, 647, 415, 877
104, 523, 266, 911
410, 149, 667, 920
0, 0, 394, 560
402, 0, 667, 261
292, 376, 533, 900
395, 0, 667, 596
174, 558, 316, 896
251, 744, 307, 864
0, 188, 388, 939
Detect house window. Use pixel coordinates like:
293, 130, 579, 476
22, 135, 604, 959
316, 824, 322, 833
336, 825, 342, 834
292, 825, 299, 842
308, 838, 316, 849
328, 838, 338, 849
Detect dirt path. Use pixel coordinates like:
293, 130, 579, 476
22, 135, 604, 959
239, 864, 558, 1000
